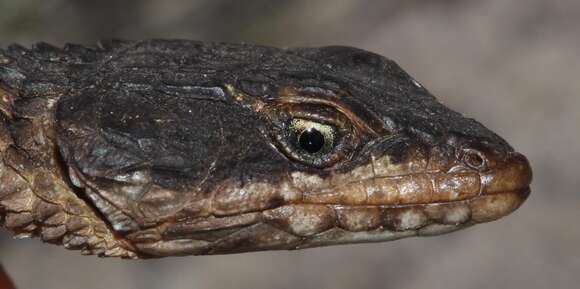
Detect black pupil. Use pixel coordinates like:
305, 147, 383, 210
298, 128, 325, 154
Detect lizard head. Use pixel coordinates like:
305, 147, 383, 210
1, 41, 531, 257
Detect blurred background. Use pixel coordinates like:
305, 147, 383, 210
0, 0, 578, 288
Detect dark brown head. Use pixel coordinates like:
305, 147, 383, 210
1, 40, 531, 257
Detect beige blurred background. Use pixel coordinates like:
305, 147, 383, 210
1, 0, 578, 288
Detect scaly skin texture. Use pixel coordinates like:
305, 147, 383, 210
0, 40, 532, 258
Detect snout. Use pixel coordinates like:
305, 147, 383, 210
465, 151, 532, 223
480, 152, 532, 195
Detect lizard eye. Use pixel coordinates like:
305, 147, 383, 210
272, 114, 359, 168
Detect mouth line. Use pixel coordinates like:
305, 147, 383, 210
306, 186, 530, 209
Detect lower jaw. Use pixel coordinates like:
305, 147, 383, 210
464, 187, 530, 223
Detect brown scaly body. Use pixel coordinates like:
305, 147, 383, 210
0, 40, 531, 258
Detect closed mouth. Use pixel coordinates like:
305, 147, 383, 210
288, 151, 532, 234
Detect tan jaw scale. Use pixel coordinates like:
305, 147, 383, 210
302, 171, 482, 205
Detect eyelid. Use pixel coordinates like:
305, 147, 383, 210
291, 119, 334, 133
275, 94, 380, 137
273, 103, 353, 131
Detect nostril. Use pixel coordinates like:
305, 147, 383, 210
462, 149, 487, 170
